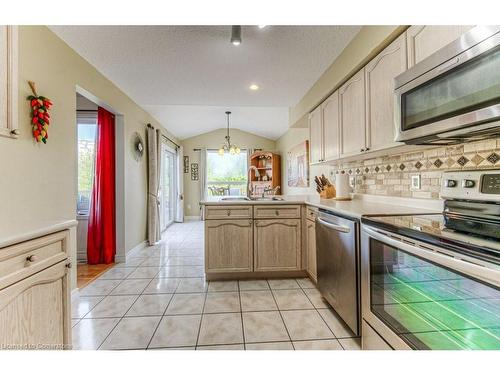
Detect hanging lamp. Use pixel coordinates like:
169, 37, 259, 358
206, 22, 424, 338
218, 111, 240, 156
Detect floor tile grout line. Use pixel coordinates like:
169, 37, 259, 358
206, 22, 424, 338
194, 284, 209, 348
95, 292, 143, 350
298, 282, 341, 345
297, 279, 359, 345
237, 280, 246, 350
145, 287, 177, 349
267, 279, 295, 350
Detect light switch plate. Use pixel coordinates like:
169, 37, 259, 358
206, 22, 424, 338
411, 174, 421, 190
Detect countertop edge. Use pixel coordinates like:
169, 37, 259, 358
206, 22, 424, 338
0, 219, 78, 249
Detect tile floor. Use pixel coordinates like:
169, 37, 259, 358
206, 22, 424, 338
72, 220, 360, 350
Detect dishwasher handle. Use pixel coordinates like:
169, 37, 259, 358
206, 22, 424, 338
316, 217, 351, 233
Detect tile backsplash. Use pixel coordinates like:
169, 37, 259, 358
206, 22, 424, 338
329, 138, 500, 199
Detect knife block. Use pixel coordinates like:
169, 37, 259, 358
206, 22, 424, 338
319, 185, 336, 199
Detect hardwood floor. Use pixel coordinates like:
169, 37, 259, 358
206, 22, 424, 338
77, 263, 115, 289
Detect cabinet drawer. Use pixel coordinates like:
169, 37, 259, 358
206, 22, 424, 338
0, 231, 69, 290
205, 205, 253, 220
306, 207, 318, 222
253, 205, 301, 219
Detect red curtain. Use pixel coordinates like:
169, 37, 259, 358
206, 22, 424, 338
87, 107, 116, 264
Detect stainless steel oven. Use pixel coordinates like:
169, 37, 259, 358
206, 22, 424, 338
361, 225, 500, 350
394, 26, 500, 145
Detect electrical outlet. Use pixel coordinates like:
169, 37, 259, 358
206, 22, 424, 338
411, 174, 421, 190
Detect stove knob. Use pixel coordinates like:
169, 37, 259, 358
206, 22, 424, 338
462, 179, 475, 188
445, 179, 457, 188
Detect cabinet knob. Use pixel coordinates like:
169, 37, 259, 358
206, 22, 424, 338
11, 129, 20, 136
275, 210, 280, 216
365, 147, 370, 151
227, 209, 231, 216
26, 255, 37, 263
360, 148, 365, 152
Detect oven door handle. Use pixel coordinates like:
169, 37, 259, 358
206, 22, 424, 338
362, 226, 500, 286
316, 218, 351, 233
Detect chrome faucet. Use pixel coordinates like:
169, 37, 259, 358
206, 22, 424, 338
262, 185, 280, 198
247, 166, 260, 198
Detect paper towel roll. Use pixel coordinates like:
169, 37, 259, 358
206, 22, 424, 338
335, 173, 350, 199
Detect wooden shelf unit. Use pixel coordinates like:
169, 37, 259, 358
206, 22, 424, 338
249, 151, 281, 197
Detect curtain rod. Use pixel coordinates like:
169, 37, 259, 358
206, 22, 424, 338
193, 148, 262, 152
147, 123, 180, 149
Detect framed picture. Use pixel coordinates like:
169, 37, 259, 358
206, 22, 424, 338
287, 140, 309, 187
191, 163, 199, 181
183, 156, 189, 173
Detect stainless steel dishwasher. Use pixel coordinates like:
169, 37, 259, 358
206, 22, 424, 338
316, 209, 360, 336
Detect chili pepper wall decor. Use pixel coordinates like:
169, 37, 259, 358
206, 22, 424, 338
27, 81, 52, 144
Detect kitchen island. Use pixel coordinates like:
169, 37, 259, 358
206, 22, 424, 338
200, 194, 441, 281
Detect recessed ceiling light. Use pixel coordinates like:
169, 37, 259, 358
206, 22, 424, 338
249, 84, 259, 91
258, 25, 267, 29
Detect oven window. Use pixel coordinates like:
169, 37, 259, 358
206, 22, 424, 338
401, 46, 500, 131
369, 238, 500, 350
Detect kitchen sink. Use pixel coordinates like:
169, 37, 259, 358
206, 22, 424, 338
251, 197, 285, 201
220, 197, 251, 201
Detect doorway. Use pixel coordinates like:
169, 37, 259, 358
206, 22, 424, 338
160, 140, 177, 231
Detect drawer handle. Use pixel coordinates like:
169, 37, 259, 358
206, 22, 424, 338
26, 255, 37, 263
275, 210, 280, 216
227, 209, 231, 216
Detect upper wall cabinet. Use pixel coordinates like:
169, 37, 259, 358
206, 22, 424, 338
0, 25, 18, 139
340, 69, 366, 158
406, 25, 473, 68
322, 90, 340, 161
365, 33, 407, 152
309, 105, 323, 163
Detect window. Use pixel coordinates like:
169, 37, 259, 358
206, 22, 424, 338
206, 150, 248, 196
77, 113, 97, 215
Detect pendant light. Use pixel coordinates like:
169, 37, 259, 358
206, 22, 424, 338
231, 26, 242, 46
218, 111, 240, 156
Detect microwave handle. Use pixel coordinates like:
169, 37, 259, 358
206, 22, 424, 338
362, 225, 499, 286
437, 57, 460, 73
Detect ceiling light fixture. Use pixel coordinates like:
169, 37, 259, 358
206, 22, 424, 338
230, 26, 242, 46
218, 111, 240, 156
249, 84, 259, 91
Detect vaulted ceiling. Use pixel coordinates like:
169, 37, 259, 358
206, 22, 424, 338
50, 25, 361, 139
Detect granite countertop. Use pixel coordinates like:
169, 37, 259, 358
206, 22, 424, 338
201, 194, 443, 219
0, 219, 78, 249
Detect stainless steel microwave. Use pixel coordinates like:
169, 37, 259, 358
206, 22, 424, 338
394, 26, 500, 145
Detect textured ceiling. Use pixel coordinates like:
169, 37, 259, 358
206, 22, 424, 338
50, 25, 361, 139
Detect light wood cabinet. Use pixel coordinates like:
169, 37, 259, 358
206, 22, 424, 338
365, 33, 407, 152
253, 205, 301, 219
340, 69, 366, 157
205, 219, 253, 273
309, 106, 323, 163
0, 25, 18, 139
407, 25, 473, 68
254, 219, 301, 272
0, 230, 71, 349
205, 205, 252, 220
322, 91, 340, 161
305, 218, 317, 283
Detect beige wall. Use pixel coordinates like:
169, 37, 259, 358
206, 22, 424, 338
181, 128, 276, 217
0, 26, 178, 288
289, 25, 405, 127
276, 127, 331, 196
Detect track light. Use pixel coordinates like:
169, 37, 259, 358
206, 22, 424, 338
231, 25, 241, 46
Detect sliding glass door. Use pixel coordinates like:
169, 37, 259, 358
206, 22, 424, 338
160, 141, 177, 231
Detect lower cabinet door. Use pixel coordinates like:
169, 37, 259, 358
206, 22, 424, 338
205, 219, 253, 273
306, 219, 317, 282
0, 261, 70, 349
254, 219, 301, 271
